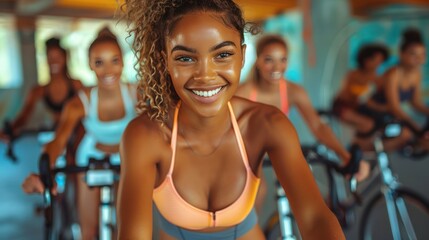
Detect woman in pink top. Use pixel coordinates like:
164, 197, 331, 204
118, 0, 345, 239
236, 35, 369, 213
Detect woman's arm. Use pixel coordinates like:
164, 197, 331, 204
44, 96, 85, 166
291, 83, 350, 164
410, 73, 429, 116
385, 70, 420, 131
117, 116, 159, 239
10, 86, 43, 133
263, 107, 345, 239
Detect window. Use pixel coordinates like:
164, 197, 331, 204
36, 16, 137, 86
0, 14, 23, 88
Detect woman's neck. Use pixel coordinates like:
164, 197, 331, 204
399, 62, 419, 74
255, 78, 281, 93
178, 101, 230, 133
49, 72, 68, 82
98, 83, 122, 100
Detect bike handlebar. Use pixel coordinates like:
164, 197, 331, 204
39, 153, 121, 190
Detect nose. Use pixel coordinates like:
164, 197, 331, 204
193, 58, 216, 81
273, 60, 285, 72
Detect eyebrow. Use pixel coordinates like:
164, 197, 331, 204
170, 41, 237, 54
209, 41, 237, 51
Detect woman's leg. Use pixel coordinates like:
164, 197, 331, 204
340, 109, 375, 134
77, 173, 99, 240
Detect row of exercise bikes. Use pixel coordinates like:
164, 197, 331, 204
2, 111, 429, 240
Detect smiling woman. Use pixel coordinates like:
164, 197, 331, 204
21, 27, 137, 240
118, 0, 345, 240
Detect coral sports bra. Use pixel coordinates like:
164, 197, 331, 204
249, 80, 289, 115
153, 101, 260, 230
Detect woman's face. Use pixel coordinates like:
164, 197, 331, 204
256, 42, 288, 84
364, 52, 384, 72
401, 44, 426, 68
47, 47, 66, 75
89, 41, 123, 89
165, 11, 246, 117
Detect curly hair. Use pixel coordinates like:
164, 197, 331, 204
356, 44, 389, 70
246, 34, 288, 84
122, 0, 256, 124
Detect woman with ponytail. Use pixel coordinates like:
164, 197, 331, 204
22, 27, 137, 240
370, 28, 429, 142
0, 37, 83, 139
118, 0, 345, 239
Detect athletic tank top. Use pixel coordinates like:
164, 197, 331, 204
371, 87, 415, 104
43, 80, 76, 113
249, 80, 289, 114
77, 83, 136, 145
153, 101, 260, 230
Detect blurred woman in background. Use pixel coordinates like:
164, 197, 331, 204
373, 28, 429, 138
236, 34, 369, 213
1, 37, 83, 138
22, 27, 137, 240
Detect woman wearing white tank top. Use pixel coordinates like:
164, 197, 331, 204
22, 27, 137, 240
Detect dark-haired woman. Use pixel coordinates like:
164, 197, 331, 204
118, 0, 345, 239
331, 43, 414, 150
368, 28, 429, 149
22, 28, 137, 240
0, 38, 83, 139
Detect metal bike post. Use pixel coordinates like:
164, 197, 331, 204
375, 135, 402, 240
277, 182, 297, 240
395, 197, 418, 240
383, 189, 401, 240
100, 186, 112, 240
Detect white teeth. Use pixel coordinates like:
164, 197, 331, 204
192, 87, 222, 98
271, 72, 282, 80
104, 76, 115, 84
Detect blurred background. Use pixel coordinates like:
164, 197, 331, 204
0, 0, 428, 239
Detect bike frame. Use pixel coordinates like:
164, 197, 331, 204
373, 134, 418, 240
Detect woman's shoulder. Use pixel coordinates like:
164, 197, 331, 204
30, 85, 45, 97
231, 97, 288, 126
124, 113, 168, 141
121, 113, 170, 156
231, 97, 294, 144
383, 66, 400, 78
285, 81, 308, 101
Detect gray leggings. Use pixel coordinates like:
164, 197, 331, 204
155, 207, 258, 240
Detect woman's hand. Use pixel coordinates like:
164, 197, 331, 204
22, 173, 57, 195
354, 160, 370, 182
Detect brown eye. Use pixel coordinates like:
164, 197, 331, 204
264, 58, 273, 63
